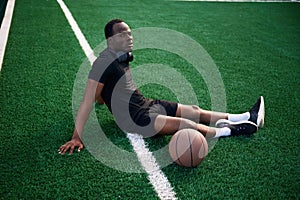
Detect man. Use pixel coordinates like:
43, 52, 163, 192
58, 19, 265, 155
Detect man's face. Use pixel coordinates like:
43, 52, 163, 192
109, 22, 133, 53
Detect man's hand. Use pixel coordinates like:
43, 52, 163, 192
58, 137, 84, 155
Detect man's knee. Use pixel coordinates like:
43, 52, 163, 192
192, 105, 201, 111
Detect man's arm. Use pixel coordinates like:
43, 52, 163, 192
95, 82, 105, 105
58, 79, 104, 154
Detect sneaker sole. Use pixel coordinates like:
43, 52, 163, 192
257, 96, 265, 128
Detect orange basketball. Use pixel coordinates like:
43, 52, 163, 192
169, 129, 208, 167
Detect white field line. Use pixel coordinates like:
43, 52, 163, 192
127, 133, 177, 200
0, 0, 16, 71
57, 0, 96, 65
56, 1, 177, 199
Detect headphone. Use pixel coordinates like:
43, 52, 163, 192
117, 52, 134, 63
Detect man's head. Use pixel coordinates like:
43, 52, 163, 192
105, 19, 133, 53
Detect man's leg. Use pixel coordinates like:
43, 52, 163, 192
154, 115, 217, 138
153, 115, 257, 138
175, 104, 229, 125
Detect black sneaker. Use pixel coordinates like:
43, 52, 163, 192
225, 121, 258, 136
215, 96, 265, 128
249, 96, 265, 128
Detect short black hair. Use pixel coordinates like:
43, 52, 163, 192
104, 19, 124, 39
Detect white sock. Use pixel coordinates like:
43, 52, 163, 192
228, 112, 250, 122
214, 127, 231, 138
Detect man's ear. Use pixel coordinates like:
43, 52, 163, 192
107, 37, 113, 46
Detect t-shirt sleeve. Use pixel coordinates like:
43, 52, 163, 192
88, 55, 115, 84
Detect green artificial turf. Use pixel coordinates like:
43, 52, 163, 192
1, 0, 299, 199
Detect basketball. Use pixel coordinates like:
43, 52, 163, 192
169, 128, 208, 168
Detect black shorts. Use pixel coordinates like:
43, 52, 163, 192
127, 99, 178, 137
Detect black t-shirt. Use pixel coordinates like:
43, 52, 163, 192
88, 48, 146, 126
88, 48, 178, 136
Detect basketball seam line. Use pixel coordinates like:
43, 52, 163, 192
188, 133, 194, 167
